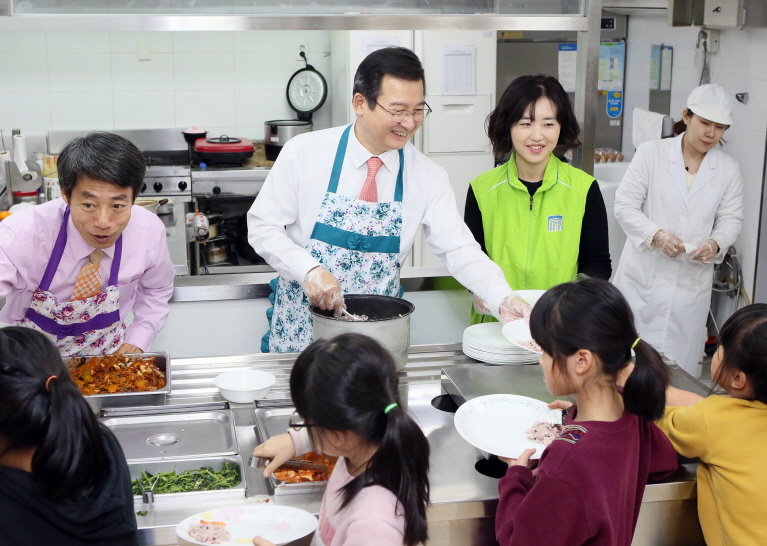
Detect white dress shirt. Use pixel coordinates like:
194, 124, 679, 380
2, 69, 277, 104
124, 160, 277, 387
247, 124, 512, 314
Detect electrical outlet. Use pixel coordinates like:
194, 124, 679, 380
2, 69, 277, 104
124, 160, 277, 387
297, 44, 306, 62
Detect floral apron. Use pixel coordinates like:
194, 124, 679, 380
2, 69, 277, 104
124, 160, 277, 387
265, 124, 404, 353
18, 206, 126, 356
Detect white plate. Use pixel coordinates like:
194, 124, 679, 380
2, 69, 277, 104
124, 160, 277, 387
516, 289, 546, 307
502, 320, 542, 354
176, 504, 318, 546
463, 323, 516, 349
462, 344, 538, 363
454, 394, 562, 459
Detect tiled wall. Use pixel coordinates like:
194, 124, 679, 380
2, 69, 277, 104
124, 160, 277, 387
0, 30, 333, 140
622, 17, 767, 304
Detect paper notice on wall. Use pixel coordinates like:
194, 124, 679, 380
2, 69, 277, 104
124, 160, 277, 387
558, 44, 577, 92
660, 46, 673, 91
598, 42, 625, 91
363, 36, 399, 57
441, 45, 476, 95
649, 45, 661, 90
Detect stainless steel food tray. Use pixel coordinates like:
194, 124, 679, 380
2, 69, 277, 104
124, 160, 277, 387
66, 351, 171, 412
130, 455, 246, 504
254, 407, 331, 496
101, 410, 238, 461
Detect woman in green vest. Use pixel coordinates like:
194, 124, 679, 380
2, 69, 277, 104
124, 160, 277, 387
465, 74, 611, 324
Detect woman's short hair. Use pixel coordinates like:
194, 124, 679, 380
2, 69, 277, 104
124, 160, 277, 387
487, 74, 581, 156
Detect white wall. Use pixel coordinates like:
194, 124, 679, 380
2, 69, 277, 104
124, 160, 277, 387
622, 17, 767, 301
0, 30, 333, 140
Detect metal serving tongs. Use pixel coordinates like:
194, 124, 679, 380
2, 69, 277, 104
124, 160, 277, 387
249, 456, 329, 472
137, 474, 161, 504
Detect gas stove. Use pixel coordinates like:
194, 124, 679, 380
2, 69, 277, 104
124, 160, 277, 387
48, 129, 193, 201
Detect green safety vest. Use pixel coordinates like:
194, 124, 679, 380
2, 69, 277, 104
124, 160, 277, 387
470, 153, 594, 324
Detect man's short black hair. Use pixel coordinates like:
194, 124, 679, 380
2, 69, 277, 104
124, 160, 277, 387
57, 132, 146, 201
487, 74, 581, 156
352, 46, 425, 109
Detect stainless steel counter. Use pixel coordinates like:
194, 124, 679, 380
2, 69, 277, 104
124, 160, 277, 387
133, 345, 706, 546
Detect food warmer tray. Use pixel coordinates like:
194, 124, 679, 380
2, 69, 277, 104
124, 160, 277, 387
101, 409, 238, 461
129, 455, 246, 504
254, 407, 331, 496
65, 351, 171, 413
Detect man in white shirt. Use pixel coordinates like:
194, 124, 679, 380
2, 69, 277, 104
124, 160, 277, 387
248, 46, 527, 352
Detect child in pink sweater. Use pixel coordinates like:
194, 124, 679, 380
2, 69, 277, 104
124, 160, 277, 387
252, 333, 430, 546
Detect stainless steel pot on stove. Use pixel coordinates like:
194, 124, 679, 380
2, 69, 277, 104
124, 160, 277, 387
311, 294, 415, 370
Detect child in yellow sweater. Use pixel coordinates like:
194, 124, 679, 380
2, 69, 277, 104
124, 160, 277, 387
657, 304, 767, 546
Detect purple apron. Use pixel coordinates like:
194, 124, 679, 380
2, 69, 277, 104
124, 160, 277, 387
17, 207, 126, 356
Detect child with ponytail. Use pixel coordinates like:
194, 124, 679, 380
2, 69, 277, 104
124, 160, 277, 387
0, 327, 138, 546
658, 304, 767, 546
252, 333, 430, 546
495, 277, 678, 546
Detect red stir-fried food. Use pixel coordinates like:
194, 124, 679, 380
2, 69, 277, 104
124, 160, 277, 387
273, 451, 337, 483
68, 354, 166, 396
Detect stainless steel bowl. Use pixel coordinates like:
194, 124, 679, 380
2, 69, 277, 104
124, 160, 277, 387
310, 294, 415, 370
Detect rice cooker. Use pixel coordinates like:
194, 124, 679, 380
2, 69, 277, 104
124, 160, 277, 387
264, 55, 328, 161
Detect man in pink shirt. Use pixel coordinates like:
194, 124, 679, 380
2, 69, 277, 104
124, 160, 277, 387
0, 132, 175, 356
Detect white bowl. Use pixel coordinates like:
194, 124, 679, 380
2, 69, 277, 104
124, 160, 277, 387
214, 370, 276, 404
516, 289, 546, 307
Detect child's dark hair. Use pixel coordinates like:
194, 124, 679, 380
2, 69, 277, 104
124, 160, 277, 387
0, 327, 109, 501
529, 278, 670, 421
487, 74, 581, 156
716, 304, 767, 404
290, 333, 430, 546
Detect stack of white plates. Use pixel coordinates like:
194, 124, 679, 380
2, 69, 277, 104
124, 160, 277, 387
462, 322, 539, 365
461, 289, 546, 365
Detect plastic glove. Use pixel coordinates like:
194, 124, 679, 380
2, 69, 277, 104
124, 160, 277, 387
304, 266, 344, 313
499, 295, 532, 324
652, 229, 685, 259
689, 239, 718, 264
472, 294, 492, 315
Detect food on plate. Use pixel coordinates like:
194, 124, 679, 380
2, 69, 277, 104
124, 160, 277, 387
273, 451, 337, 483
525, 421, 563, 445
188, 520, 230, 544
68, 353, 165, 396
131, 463, 240, 495
517, 339, 542, 353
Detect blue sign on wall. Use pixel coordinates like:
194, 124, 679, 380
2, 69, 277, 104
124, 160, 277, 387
606, 90, 623, 119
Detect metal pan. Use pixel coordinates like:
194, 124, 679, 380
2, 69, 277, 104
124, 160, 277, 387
130, 455, 246, 504
254, 407, 333, 496
65, 351, 171, 413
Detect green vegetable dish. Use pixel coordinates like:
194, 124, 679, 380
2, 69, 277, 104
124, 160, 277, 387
131, 463, 240, 495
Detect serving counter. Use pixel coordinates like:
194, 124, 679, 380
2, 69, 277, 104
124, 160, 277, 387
132, 344, 706, 546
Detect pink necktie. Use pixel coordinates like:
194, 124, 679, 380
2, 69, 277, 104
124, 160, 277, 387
359, 157, 383, 203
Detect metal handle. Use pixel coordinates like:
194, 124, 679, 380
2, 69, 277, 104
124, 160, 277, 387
100, 401, 229, 417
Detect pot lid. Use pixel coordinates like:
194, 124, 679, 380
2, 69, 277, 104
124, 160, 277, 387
206, 135, 242, 144
287, 65, 328, 118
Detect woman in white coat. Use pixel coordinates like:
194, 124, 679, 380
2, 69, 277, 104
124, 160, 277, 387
613, 84, 744, 377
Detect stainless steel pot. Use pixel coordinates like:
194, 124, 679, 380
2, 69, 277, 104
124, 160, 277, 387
311, 294, 415, 370
264, 120, 312, 161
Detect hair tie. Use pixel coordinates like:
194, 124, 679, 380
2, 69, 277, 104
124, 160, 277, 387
384, 403, 398, 414
631, 337, 641, 349
45, 375, 57, 391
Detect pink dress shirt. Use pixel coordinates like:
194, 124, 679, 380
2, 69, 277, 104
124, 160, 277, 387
0, 198, 175, 351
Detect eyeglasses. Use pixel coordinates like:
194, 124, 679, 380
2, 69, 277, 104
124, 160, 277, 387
288, 411, 315, 431
375, 101, 432, 122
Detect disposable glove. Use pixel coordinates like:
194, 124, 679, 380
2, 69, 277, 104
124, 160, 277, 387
472, 294, 492, 315
304, 266, 344, 313
499, 294, 532, 324
689, 239, 718, 264
652, 229, 685, 259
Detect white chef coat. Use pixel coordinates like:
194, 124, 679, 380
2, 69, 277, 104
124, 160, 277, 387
612, 133, 743, 376
247, 124, 513, 313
